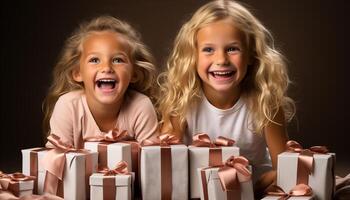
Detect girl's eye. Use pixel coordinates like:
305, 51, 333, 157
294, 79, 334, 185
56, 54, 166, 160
88, 57, 99, 63
227, 46, 240, 53
202, 47, 214, 53
112, 57, 125, 64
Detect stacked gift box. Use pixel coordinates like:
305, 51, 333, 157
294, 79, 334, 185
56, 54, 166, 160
1, 131, 336, 200
262, 140, 335, 200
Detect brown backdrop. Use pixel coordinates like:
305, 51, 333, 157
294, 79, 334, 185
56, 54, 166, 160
1, 0, 348, 173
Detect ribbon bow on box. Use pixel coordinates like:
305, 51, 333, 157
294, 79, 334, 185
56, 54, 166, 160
84, 128, 128, 142
98, 161, 129, 176
192, 133, 235, 147
286, 140, 329, 184
265, 184, 313, 200
200, 156, 251, 200
142, 133, 181, 146
0, 171, 36, 196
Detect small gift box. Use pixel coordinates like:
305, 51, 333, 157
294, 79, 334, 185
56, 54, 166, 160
140, 134, 188, 200
189, 133, 239, 199
90, 161, 134, 200
262, 184, 315, 200
197, 156, 254, 200
277, 141, 335, 200
0, 172, 35, 197
23, 134, 98, 200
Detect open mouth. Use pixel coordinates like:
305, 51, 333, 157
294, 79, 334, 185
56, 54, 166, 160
96, 79, 116, 89
209, 71, 235, 78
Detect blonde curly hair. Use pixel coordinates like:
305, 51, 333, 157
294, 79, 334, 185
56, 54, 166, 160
42, 16, 156, 135
157, 0, 295, 134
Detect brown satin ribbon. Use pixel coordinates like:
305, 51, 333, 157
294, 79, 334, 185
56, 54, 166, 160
192, 133, 235, 166
286, 140, 329, 185
98, 161, 129, 200
42, 134, 93, 197
265, 184, 313, 200
29, 147, 48, 194
142, 134, 181, 200
0, 172, 36, 197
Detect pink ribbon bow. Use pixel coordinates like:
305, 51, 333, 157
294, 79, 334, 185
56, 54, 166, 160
142, 133, 181, 146
192, 133, 235, 147
0, 171, 36, 196
265, 184, 313, 200
286, 140, 329, 184
218, 156, 251, 191
98, 161, 129, 176
84, 128, 128, 142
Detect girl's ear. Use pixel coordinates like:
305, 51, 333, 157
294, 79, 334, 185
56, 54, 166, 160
130, 70, 140, 83
72, 68, 83, 82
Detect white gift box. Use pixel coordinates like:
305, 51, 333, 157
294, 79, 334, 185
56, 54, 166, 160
140, 144, 188, 200
261, 195, 314, 200
84, 142, 132, 171
277, 152, 335, 200
90, 172, 134, 200
197, 166, 254, 200
22, 147, 98, 200
0, 178, 34, 197
188, 145, 239, 198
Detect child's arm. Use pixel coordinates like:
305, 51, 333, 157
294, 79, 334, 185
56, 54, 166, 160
254, 108, 288, 197
46, 96, 75, 148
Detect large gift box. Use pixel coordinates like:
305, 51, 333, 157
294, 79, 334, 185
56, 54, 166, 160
277, 141, 335, 200
22, 135, 98, 200
189, 133, 239, 198
197, 156, 254, 200
0, 172, 35, 197
140, 134, 188, 200
90, 161, 134, 200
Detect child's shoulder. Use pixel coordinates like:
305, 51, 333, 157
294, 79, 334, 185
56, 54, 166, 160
56, 90, 84, 104
125, 90, 152, 105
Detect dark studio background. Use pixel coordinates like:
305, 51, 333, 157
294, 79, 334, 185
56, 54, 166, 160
1, 0, 349, 175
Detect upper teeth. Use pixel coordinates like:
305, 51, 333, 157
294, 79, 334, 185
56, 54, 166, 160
98, 79, 115, 83
212, 71, 231, 75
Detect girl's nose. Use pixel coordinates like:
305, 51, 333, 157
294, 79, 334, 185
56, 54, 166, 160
101, 62, 114, 73
214, 51, 229, 66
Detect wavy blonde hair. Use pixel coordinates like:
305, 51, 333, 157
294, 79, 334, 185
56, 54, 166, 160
42, 16, 156, 135
157, 0, 295, 134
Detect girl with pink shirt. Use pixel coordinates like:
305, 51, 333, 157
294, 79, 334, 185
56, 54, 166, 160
42, 16, 159, 148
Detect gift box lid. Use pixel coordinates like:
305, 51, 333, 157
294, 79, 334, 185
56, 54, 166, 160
89, 172, 133, 186
2, 179, 34, 191
84, 141, 131, 151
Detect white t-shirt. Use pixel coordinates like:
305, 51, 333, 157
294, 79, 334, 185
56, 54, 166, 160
185, 95, 272, 183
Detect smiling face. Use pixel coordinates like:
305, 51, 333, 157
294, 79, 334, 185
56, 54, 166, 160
73, 31, 134, 108
196, 18, 249, 101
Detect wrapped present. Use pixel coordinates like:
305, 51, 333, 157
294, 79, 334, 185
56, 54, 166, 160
22, 147, 50, 194
198, 156, 254, 200
23, 134, 98, 200
0, 172, 35, 197
84, 129, 141, 197
262, 184, 314, 199
90, 161, 134, 200
189, 133, 239, 198
140, 134, 188, 200
277, 140, 335, 200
